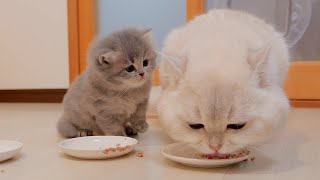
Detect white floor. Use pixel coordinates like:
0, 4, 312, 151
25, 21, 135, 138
0, 103, 320, 180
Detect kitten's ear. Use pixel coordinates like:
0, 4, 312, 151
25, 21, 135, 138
98, 52, 117, 65
248, 44, 271, 70
141, 28, 152, 36
159, 53, 187, 90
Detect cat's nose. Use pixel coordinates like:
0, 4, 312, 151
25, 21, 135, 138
209, 144, 222, 152
139, 72, 145, 77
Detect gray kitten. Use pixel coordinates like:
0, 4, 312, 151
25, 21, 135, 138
57, 28, 156, 138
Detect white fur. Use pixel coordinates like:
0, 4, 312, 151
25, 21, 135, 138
157, 9, 290, 154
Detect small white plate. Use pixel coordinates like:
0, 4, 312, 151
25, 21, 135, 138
0, 140, 23, 162
162, 143, 250, 168
59, 136, 138, 159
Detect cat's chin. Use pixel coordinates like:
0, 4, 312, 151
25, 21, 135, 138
192, 143, 246, 155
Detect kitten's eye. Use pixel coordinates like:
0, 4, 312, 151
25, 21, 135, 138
143, 59, 149, 67
227, 123, 246, 130
189, 124, 204, 130
126, 65, 135, 72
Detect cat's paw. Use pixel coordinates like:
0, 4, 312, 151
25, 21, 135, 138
131, 120, 149, 133
77, 129, 93, 137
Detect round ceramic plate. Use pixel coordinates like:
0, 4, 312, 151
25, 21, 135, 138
59, 136, 138, 159
0, 140, 23, 162
161, 143, 250, 168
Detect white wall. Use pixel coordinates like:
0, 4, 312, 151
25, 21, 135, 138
0, 0, 69, 89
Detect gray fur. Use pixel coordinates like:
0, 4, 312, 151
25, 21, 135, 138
57, 28, 156, 138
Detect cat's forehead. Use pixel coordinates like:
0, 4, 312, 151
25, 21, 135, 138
190, 83, 239, 121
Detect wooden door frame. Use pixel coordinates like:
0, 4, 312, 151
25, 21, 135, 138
68, 0, 320, 107
68, 0, 95, 82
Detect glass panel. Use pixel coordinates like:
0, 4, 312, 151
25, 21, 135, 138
206, 0, 290, 35
205, 0, 320, 61
96, 0, 186, 51
291, 0, 320, 61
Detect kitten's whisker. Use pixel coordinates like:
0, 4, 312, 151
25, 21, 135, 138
117, 75, 137, 98
119, 88, 129, 98
153, 50, 182, 65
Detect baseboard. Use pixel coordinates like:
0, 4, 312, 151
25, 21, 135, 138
290, 100, 320, 108
2, 88, 318, 108
0, 89, 67, 103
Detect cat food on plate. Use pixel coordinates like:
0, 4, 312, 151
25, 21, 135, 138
199, 149, 250, 159
162, 143, 251, 168
103, 145, 131, 154
59, 136, 138, 159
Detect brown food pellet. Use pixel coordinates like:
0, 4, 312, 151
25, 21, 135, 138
250, 157, 255, 161
102, 145, 131, 154
136, 152, 144, 157
199, 149, 250, 159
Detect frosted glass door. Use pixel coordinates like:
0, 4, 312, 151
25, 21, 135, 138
204, 0, 320, 101
97, 0, 186, 51
205, 0, 320, 61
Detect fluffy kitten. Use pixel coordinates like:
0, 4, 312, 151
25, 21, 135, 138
158, 9, 290, 155
57, 28, 156, 138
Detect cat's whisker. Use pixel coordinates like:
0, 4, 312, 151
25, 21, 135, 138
190, 150, 199, 159
243, 145, 272, 156
173, 144, 191, 154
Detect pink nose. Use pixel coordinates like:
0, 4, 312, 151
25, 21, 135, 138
209, 144, 222, 152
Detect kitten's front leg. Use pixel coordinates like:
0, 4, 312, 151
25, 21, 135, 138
95, 114, 126, 136
128, 99, 149, 134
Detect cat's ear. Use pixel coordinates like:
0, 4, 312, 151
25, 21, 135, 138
141, 28, 152, 36
159, 53, 187, 90
98, 52, 117, 65
248, 44, 271, 70
248, 44, 271, 88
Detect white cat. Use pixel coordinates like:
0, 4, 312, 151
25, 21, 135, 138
157, 9, 290, 155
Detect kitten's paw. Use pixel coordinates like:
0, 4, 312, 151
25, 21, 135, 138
103, 127, 126, 136
77, 129, 93, 137
132, 120, 149, 133
125, 126, 138, 136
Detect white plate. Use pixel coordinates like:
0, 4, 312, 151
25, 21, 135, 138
59, 136, 138, 159
0, 140, 23, 162
161, 143, 250, 168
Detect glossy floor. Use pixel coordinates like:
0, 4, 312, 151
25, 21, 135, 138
0, 103, 319, 180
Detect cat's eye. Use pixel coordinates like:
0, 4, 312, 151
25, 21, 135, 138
143, 59, 149, 67
126, 65, 135, 72
227, 123, 246, 130
189, 124, 204, 129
